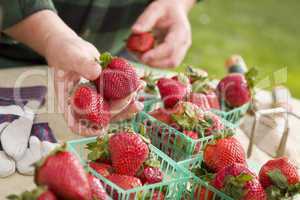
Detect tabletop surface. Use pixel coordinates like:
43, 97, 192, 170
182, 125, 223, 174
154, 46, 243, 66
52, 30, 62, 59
0, 65, 299, 198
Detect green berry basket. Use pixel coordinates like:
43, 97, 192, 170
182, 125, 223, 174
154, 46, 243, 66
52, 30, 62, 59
143, 98, 161, 113
67, 137, 191, 200
211, 102, 250, 128
131, 111, 218, 162
178, 156, 234, 200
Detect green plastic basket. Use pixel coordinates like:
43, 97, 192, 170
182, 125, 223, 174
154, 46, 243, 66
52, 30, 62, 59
211, 102, 250, 128
67, 137, 191, 200
132, 112, 217, 162
143, 98, 161, 113
178, 156, 234, 200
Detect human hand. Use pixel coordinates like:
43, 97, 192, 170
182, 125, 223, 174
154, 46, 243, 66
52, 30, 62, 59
132, 0, 192, 68
54, 69, 144, 136
45, 35, 102, 80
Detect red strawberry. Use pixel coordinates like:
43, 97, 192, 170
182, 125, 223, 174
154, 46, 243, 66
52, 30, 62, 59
188, 93, 211, 111
109, 132, 149, 176
7, 187, 57, 200
182, 130, 201, 153
217, 73, 250, 107
95, 53, 139, 100
71, 84, 110, 127
203, 136, 246, 172
157, 78, 188, 108
127, 32, 155, 53
89, 162, 113, 177
149, 107, 174, 125
139, 167, 164, 184
150, 191, 165, 200
107, 174, 142, 189
217, 68, 257, 107
35, 147, 91, 200
205, 91, 220, 109
204, 112, 224, 135
213, 163, 267, 200
259, 157, 300, 199
193, 186, 213, 200
87, 173, 110, 200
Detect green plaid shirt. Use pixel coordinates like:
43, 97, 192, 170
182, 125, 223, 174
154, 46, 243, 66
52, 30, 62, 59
0, 0, 152, 63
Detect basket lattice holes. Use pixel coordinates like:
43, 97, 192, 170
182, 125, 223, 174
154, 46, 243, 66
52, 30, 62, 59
132, 111, 215, 162
178, 156, 233, 200
67, 137, 191, 200
211, 102, 250, 128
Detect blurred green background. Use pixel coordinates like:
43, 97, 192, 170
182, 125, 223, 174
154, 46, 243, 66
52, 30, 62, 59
181, 0, 300, 98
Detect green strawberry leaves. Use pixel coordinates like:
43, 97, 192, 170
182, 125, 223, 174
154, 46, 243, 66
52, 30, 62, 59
86, 135, 110, 161
266, 169, 300, 199
7, 186, 47, 200
222, 173, 253, 200
268, 169, 289, 189
97, 52, 113, 68
185, 66, 208, 82
141, 71, 158, 95
191, 161, 215, 182
245, 67, 258, 90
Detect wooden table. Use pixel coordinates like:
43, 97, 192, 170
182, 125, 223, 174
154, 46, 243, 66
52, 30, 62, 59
0, 65, 299, 198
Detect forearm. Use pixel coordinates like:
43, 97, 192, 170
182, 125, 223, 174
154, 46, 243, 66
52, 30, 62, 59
3, 10, 77, 57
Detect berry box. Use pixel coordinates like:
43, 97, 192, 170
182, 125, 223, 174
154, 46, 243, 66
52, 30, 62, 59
67, 137, 191, 200
131, 111, 218, 162
178, 156, 234, 200
211, 102, 250, 128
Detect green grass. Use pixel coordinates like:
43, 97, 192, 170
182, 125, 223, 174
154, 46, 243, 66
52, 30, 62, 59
181, 0, 300, 97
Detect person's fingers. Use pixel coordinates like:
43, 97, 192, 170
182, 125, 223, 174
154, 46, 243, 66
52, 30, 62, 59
132, 2, 164, 33
72, 56, 101, 81
143, 24, 191, 68
141, 42, 174, 63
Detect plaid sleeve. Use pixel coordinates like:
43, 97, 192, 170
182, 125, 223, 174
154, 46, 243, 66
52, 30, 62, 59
0, 0, 57, 30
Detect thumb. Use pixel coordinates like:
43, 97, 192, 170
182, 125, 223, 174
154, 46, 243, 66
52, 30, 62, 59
132, 2, 164, 33
74, 58, 102, 81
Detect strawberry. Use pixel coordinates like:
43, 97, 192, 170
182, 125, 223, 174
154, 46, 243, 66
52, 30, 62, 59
205, 91, 220, 109
217, 68, 257, 107
259, 157, 300, 199
127, 32, 155, 53
182, 130, 201, 153
203, 136, 246, 172
149, 107, 174, 125
193, 186, 213, 200
212, 163, 267, 200
109, 132, 149, 176
70, 83, 110, 127
157, 77, 188, 108
107, 173, 143, 189
188, 93, 211, 111
95, 52, 139, 100
89, 162, 113, 177
35, 146, 91, 200
139, 167, 164, 184
203, 112, 224, 135
149, 191, 165, 200
87, 173, 110, 200
7, 187, 57, 200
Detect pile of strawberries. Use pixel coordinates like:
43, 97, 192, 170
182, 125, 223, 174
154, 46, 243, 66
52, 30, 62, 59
149, 101, 224, 156
86, 131, 165, 200
70, 52, 140, 129
191, 133, 300, 200
8, 145, 110, 200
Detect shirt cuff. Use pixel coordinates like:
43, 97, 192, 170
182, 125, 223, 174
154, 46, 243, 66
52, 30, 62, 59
0, 0, 57, 30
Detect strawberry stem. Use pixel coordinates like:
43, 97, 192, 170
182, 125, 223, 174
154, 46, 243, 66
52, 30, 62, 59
99, 52, 113, 68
